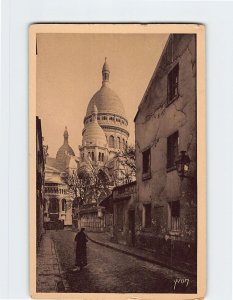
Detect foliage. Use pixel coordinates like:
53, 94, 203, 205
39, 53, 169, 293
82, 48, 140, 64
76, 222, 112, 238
111, 145, 136, 186
63, 159, 112, 207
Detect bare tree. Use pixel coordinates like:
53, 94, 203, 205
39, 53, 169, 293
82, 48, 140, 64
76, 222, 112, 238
110, 145, 136, 186
62, 159, 113, 226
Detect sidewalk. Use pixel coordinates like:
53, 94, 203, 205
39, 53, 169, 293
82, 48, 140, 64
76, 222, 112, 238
87, 232, 196, 277
36, 233, 69, 292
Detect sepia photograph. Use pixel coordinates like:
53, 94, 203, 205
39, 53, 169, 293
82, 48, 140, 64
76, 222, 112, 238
30, 24, 205, 299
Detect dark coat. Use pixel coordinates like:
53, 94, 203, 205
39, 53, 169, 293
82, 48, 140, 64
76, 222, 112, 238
75, 231, 88, 267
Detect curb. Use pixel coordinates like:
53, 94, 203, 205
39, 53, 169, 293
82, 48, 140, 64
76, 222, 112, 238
88, 236, 196, 277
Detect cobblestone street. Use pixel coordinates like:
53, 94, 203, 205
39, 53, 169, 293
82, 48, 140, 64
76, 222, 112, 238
48, 230, 196, 293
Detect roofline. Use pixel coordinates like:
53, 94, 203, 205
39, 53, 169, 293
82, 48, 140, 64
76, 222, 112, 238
134, 34, 171, 122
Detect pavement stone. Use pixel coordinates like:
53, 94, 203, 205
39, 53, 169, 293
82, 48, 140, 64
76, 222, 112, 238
36, 233, 68, 293
86, 231, 196, 276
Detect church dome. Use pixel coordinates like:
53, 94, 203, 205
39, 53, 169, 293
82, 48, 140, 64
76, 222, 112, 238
86, 85, 126, 118
56, 127, 75, 167
85, 58, 126, 119
83, 105, 107, 147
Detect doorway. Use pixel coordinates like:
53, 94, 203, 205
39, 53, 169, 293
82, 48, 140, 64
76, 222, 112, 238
128, 210, 135, 246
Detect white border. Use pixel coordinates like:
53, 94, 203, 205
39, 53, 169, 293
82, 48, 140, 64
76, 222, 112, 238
1, 1, 233, 299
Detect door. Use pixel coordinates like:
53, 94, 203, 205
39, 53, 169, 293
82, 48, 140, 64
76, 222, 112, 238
128, 210, 135, 246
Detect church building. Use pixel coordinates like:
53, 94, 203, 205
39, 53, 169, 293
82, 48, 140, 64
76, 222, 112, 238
78, 59, 130, 231
44, 127, 77, 229
79, 58, 129, 163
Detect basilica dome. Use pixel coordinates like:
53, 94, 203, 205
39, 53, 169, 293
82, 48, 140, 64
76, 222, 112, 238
85, 58, 126, 120
86, 85, 126, 119
80, 59, 129, 162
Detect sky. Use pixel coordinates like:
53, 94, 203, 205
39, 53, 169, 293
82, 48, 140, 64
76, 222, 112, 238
36, 33, 168, 157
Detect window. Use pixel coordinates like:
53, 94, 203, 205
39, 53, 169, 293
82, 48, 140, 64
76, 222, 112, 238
117, 137, 121, 149
167, 63, 179, 105
142, 148, 151, 180
98, 152, 104, 161
91, 152, 95, 161
168, 201, 180, 231
143, 204, 152, 228
62, 199, 66, 211
167, 131, 179, 169
49, 198, 59, 213
122, 139, 125, 149
109, 135, 115, 148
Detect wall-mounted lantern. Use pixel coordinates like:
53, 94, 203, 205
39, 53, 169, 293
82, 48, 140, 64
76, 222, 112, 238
175, 151, 191, 179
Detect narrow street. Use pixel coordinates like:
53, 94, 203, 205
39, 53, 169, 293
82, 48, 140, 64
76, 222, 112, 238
49, 230, 196, 293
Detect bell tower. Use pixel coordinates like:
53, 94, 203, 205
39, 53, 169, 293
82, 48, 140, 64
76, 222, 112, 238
102, 57, 110, 84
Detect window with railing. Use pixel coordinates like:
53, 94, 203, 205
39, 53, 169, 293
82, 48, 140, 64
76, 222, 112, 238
168, 201, 180, 232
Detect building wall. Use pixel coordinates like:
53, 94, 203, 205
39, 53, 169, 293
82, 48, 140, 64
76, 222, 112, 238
44, 183, 72, 228
135, 34, 197, 266
36, 117, 45, 249
112, 182, 137, 246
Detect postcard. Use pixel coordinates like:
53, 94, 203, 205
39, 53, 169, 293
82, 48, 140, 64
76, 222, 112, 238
29, 24, 206, 299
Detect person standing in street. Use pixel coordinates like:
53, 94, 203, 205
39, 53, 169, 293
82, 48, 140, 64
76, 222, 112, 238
73, 228, 88, 271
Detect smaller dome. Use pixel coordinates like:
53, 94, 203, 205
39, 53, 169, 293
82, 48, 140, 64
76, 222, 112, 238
91, 104, 98, 115
56, 127, 75, 170
83, 119, 107, 147
56, 144, 75, 162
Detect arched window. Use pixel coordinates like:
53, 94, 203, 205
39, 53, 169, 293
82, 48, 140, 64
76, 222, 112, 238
117, 137, 121, 149
62, 199, 66, 211
109, 135, 115, 148
102, 153, 104, 161
49, 198, 59, 213
91, 152, 95, 161
98, 152, 101, 161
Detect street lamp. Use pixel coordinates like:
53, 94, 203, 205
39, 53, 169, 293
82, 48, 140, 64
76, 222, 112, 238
175, 151, 191, 179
